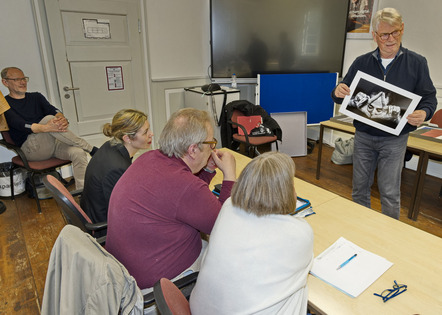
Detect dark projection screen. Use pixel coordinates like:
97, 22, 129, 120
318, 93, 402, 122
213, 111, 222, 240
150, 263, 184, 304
210, 0, 350, 78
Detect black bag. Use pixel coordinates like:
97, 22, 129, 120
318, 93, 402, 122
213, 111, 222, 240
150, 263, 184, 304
250, 124, 274, 137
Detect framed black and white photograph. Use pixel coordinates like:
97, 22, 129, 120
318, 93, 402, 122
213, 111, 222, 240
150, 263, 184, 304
339, 71, 421, 135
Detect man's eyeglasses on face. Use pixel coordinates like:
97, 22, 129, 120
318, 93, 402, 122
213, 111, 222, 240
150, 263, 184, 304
202, 138, 217, 150
375, 29, 402, 41
4, 77, 30, 83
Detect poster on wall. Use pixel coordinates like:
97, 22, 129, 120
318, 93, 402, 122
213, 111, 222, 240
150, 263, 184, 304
339, 71, 421, 136
346, 0, 378, 39
106, 66, 124, 91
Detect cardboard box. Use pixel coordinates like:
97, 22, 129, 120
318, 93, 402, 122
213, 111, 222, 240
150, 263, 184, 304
0, 91, 10, 131
0, 114, 8, 131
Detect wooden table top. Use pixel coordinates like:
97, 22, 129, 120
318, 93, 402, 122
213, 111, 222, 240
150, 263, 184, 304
321, 119, 442, 156
211, 148, 442, 314
307, 197, 442, 314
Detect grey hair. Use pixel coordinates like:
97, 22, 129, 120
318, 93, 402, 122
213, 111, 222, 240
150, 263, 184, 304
231, 151, 297, 216
158, 108, 213, 158
1, 67, 23, 79
372, 8, 403, 32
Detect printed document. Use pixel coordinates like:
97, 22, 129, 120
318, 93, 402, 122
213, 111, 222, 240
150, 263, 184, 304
310, 237, 393, 297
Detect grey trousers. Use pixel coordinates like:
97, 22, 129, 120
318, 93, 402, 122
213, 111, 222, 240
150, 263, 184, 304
352, 131, 408, 219
20, 115, 93, 189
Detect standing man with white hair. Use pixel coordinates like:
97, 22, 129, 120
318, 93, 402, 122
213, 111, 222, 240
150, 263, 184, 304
332, 8, 437, 219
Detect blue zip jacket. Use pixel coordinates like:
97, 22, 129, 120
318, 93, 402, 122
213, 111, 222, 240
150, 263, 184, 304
332, 46, 437, 137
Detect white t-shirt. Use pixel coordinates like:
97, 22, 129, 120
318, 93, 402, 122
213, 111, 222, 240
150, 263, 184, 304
382, 58, 394, 69
190, 198, 314, 315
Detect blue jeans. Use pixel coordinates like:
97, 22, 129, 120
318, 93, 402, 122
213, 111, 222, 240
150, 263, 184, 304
352, 131, 408, 219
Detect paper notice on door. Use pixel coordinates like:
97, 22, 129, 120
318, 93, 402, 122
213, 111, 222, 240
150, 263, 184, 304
106, 66, 124, 91
83, 19, 111, 39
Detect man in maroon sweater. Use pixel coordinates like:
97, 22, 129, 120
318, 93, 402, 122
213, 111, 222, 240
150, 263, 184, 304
106, 108, 236, 289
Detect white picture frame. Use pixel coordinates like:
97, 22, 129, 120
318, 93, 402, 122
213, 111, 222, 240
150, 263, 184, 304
339, 71, 421, 136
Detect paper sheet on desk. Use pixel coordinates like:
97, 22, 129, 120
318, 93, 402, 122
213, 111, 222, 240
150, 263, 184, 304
310, 237, 393, 298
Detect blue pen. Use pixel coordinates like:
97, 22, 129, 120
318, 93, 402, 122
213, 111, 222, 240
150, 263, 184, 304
336, 253, 357, 270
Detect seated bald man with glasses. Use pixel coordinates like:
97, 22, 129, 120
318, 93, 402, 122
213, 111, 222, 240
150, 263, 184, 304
105, 108, 236, 291
1, 67, 98, 189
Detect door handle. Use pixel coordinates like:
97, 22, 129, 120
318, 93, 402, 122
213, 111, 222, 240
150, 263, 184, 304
63, 86, 80, 92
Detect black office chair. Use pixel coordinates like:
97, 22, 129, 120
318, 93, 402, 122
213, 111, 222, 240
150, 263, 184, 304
220, 100, 282, 157
0, 130, 72, 213
153, 274, 199, 315
229, 109, 279, 157
42, 174, 107, 244
41, 225, 198, 314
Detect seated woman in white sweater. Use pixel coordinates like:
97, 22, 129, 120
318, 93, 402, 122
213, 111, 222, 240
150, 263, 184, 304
190, 151, 314, 315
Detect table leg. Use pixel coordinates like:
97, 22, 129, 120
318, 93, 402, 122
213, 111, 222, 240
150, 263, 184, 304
316, 124, 325, 180
411, 152, 429, 221
408, 150, 424, 219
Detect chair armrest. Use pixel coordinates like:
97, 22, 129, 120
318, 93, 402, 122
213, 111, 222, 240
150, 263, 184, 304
0, 139, 32, 169
84, 221, 108, 231
143, 271, 199, 308
70, 188, 83, 197
173, 271, 199, 289
95, 235, 106, 246
228, 120, 251, 142
143, 292, 155, 308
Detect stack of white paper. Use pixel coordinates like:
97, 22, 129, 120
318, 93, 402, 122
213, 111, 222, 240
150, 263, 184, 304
310, 237, 393, 298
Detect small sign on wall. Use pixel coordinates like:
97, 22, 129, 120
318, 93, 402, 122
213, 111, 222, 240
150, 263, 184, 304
106, 66, 124, 91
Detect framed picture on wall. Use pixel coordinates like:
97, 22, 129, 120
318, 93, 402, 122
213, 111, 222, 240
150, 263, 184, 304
339, 71, 421, 136
346, 0, 379, 39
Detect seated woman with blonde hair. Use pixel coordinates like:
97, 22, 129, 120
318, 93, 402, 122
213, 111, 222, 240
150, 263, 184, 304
81, 109, 153, 229
190, 151, 314, 315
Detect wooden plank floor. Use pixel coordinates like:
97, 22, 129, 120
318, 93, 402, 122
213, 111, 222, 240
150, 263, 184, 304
0, 194, 65, 314
0, 144, 440, 314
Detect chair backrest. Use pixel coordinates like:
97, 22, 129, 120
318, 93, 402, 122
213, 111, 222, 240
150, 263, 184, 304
43, 175, 92, 232
154, 278, 191, 315
41, 225, 144, 315
0, 130, 15, 145
430, 109, 442, 127
230, 109, 243, 124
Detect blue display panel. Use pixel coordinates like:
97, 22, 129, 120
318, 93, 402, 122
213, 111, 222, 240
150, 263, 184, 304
258, 73, 337, 124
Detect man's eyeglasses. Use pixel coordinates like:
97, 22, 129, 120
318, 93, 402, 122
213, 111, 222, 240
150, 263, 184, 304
375, 29, 402, 41
4, 77, 30, 83
201, 138, 217, 150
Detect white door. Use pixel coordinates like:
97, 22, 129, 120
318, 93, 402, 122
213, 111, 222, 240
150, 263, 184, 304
44, 0, 147, 141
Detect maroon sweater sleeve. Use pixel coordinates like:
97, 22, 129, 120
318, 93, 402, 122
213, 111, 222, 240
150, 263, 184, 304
176, 171, 234, 234
219, 180, 234, 203
198, 168, 235, 203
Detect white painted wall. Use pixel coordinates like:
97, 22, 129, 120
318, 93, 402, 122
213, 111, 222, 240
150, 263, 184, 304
0, 0, 440, 177
0, 0, 49, 162
0, 1, 47, 97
